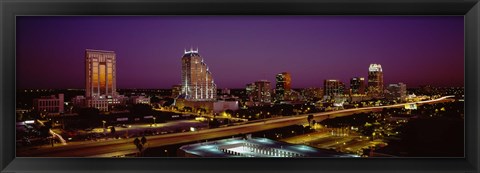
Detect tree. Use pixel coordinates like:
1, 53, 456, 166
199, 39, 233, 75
162, 98, 175, 107
311, 120, 316, 128
133, 137, 140, 147
79, 107, 100, 117
110, 126, 116, 135
133, 137, 145, 156
150, 96, 161, 104
141, 136, 147, 145
130, 104, 153, 116
209, 118, 220, 128
183, 107, 192, 112
307, 114, 314, 126
225, 109, 234, 116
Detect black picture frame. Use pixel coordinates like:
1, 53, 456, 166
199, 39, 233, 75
1, 0, 479, 172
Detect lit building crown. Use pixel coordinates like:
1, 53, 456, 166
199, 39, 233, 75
184, 47, 199, 54
369, 64, 383, 72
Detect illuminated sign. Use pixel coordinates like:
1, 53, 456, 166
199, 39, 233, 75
404, 103, 417, 110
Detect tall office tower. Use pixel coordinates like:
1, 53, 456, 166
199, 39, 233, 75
181, 48, 217, 101
275, 72, 291, 101
254, 80, 272, 102
350, 77, 366, 95
324, 79, 345, 97
368, 64, 384, 96
85, 49, 118, 111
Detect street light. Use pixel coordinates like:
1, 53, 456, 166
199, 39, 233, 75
153, 117, 156, 127
102, 120, 106, 134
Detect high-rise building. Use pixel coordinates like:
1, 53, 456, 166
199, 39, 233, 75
180, 48, 217, 101
275, 72, 291, 101
386, 83, 407, 101
368, 64, 384, 96
254, 80, 272, 102
350, 77, 366, 95
324, 79, 345, 97
246, 80, 272, 103
85, 49, 118, 111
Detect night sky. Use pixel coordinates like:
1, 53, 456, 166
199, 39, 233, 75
16, 16, 464, 89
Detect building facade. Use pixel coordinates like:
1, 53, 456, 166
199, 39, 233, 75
33, 94, 64, 114
85, 49, 119, 111
324, 79, 345, 97
175, 100, 239, 114
254, 80, 272, 103
301, 87, 323, 101
246, 83, 257, 101
350, 77, 366, 95
246, 80, 272, 103
181, 48, 217, 101
275, 72, 292, 101
130, 95, 151, 104
386, 83, 407, 101
367, 64, 384, 97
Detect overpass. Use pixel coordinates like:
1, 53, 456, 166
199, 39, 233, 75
17, 96, 454, 157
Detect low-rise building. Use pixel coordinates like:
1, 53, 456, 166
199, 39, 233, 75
33, 94, 64, 114
130, 95, 150, 104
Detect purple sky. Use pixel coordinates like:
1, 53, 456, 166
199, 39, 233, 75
16, 16, 464, 89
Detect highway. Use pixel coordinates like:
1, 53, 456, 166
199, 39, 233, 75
17, 96, 454, 157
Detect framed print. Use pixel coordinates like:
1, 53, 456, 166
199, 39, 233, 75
1, 0, 479, 173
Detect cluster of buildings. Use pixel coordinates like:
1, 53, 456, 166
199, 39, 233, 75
29, 48, 408, 116
174, 48, 408, 113
238, 64, 406, 108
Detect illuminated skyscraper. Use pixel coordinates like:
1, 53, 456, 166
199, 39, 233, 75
350, 77, 366, 95
85, 49, 118, 111
275, 72, 291, 101
181, 48, 217, 101
368, 64, 384, 96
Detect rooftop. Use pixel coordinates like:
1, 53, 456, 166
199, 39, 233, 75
85, 49, 115, 53
179, 137, 359, 157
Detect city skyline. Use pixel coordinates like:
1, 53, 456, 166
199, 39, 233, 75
17, 16, 464, 89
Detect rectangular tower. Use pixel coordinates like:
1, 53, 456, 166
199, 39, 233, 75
368, 64, 384, 97
85, 49, 117, 111
275, 72, 291, 101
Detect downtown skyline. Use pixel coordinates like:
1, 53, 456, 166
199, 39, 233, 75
16, 16, 464, 89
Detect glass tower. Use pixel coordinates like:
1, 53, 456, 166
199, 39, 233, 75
181, 48, 217, 101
